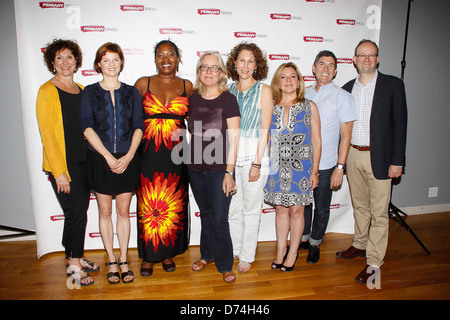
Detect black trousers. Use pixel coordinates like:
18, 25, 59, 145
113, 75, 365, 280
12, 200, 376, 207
49, 162, 90, 258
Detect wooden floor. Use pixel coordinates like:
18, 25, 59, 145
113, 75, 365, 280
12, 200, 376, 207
1, 212, 449, 301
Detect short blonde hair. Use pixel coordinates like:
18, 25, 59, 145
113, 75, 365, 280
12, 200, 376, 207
193, 51, 228, 94
271, 62, 305, 105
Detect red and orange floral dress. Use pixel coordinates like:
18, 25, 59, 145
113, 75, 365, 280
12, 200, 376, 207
136, 78, 189, 263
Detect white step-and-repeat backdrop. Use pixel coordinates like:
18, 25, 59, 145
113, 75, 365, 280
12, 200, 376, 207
14, 0, 381, 257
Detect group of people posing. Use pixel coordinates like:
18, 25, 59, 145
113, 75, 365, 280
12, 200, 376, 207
36, 38, 407, 287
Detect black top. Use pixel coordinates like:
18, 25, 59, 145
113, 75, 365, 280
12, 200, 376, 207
57, 86, 87, 163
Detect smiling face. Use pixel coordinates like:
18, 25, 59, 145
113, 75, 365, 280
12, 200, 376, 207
312, 56, 337, 87
234, 49, 257, 81
52, 48, 77, 77
279, 66, 300, 95
155, 42, 180, 75
353, 41, 380, 76
98, 51, 122, 78
199, 54, 223, 88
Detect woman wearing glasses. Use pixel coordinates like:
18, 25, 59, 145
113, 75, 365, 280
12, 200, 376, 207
187, 52, 240, 283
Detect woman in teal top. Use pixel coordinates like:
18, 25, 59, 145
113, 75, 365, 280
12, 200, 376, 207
225, 42, 273, 273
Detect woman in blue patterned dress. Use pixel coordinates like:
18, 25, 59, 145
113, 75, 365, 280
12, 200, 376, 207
264, 62, 321, 272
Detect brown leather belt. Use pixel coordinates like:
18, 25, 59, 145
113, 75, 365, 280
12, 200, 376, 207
351, 144, 370, 151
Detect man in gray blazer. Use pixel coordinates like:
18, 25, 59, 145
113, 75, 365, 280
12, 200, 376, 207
337, 39, 408, 284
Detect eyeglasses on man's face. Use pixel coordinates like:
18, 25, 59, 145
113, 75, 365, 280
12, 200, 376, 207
355, 54, 378, 59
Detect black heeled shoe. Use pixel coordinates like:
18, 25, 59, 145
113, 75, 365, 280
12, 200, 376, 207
271, 247, 290, 269
281, 253, 298, 272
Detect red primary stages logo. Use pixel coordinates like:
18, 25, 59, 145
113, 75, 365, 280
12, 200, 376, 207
303, 76, 316, 82
262, 208, 275, 214
81, 26, 105, 32
269, 54, 290, 61
197, 8, 232, 15
303, 36, 323, 42
50, 214, 65, 221
198, 8, 221, 15
336, 19, 356, 25
88, 232, 101, 238
81, 70, 99, 77
303, 35, 333, 43
270, 13, 291, 20
159, 28, 182, 35
120, 4, 144, 11
337, 58, 353, 64
234, 32, 256, 38
39, 1, 64, 9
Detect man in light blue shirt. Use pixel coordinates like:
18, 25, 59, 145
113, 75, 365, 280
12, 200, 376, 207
301, 50, 357, 263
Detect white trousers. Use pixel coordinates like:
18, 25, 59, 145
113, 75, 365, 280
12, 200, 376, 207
228, 164, 268, 263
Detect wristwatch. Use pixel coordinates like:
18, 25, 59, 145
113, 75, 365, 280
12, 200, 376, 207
225, 171, 234, 176
336, 163, 345, 170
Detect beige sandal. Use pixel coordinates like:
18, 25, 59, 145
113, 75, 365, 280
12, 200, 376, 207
192, 259, 209, 272
238, 261, 251, 273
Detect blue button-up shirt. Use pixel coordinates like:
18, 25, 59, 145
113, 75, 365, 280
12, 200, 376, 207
305, 82, 357, 170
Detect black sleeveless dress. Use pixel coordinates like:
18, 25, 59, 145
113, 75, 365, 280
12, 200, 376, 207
136, 78, 190, 262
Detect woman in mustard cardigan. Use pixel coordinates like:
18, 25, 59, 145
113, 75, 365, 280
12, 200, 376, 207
36, 39, 98, 287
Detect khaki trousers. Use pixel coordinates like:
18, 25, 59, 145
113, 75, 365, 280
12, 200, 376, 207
346, 147, 391, 267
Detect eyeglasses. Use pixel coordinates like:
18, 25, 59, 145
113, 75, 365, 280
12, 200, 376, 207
356, 54, 378, 59
199, 65, 222, 72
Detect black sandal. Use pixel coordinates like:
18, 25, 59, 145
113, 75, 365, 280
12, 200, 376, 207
119, 261, 134, 284
105, 261, 120, 284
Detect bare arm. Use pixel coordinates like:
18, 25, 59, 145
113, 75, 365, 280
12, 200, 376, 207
83, 128, 119, 173
249, 84, 273, 182
330, 121, 354, 189
224, 116, 240, 197
115, 129, 143, 173
310, 101, 321, 190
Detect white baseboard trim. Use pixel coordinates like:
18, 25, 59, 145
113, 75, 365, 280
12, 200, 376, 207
398, 203, 450, 215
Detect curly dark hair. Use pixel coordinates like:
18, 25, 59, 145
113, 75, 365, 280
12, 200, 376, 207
226, 42, 268, 81
43, 38, 83, 75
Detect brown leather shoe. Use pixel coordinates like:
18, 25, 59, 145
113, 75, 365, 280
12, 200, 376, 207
140, 262, 154, 277
162, 258, 176, 272
355, 265, 380, 284
336, 245, 366, 259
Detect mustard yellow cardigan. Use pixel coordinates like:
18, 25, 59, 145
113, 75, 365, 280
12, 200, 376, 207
36, 80, 84, 181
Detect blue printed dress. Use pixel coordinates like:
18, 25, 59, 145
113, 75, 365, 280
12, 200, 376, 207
264, 100, 314, 207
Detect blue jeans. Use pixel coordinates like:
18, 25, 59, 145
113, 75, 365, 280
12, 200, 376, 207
303, 167, 334, 246
187, 168, 233, 273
